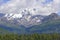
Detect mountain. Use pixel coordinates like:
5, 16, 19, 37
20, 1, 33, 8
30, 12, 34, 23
0, 13, 60, 34
42, 13, 60, 22
0, 13, 59, 27
0, 12, 45, 27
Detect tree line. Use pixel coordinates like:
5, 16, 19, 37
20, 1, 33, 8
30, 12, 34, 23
0, 33, 60, 40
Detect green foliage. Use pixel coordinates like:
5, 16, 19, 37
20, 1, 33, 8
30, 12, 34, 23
0, 34, 60, 40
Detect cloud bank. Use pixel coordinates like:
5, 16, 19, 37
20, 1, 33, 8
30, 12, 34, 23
0, 0, 60, 15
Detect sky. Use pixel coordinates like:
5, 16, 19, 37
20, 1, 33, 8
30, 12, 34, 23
0, 0, 60, 16
0, 0, 10, 5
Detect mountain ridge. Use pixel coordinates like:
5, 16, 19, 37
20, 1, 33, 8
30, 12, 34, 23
0, 13, 60, 34
0, 13, 60, 27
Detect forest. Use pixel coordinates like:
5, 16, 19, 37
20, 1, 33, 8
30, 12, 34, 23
0, 33, 60, 40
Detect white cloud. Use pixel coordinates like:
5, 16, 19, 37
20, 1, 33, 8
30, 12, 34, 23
0, 0, 60, 16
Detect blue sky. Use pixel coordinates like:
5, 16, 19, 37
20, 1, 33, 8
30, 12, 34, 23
0, 0, 10, 5
43, 0, 53, 4
0, 0, 60, 15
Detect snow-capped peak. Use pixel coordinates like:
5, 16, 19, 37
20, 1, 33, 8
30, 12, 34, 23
12, 14, 22, 18
4, 13, 22, 20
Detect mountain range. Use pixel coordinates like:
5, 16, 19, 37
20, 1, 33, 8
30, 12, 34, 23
0, 12, 60, 34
